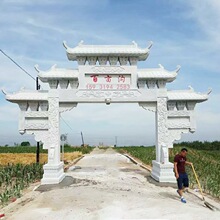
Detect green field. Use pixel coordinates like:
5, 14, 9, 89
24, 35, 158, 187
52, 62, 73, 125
0, 145, 93, 206
0, 145, 93, 154
0, 142, 219, 207
0, 163, 43, 206
117, 141, 220, 199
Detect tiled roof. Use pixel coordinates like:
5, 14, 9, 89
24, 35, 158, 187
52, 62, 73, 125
36, 65, 79, 82
138, 66, 179, 82
167, 90, 208, 101
6, 90, 48, 102
64, 41, 152, 61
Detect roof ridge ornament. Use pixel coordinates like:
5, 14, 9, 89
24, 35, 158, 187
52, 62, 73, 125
78, 40, 84, 46
63, 41, 69, 49
35, 64, 57, 73
175, 65, 181, 73
34, 64, 40, 72
51, 64, 57, 70
158, 64, 164, 69
188, 85, 194, 91
207, 88, 212, 95
1, 88, 7, 95
147, 41, 153, 49
132, 41, 138, 47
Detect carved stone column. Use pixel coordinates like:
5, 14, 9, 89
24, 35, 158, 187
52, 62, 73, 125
41, 90, 65, 184
151, 97, 176, 183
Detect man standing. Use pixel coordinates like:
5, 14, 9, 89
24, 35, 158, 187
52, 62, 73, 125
174, 148, 192, 203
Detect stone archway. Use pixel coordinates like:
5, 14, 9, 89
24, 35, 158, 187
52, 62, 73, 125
4, 40, 210, 184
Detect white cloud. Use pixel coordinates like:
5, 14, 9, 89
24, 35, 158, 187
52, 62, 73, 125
185, 0, 220, 48
0, 0, 220, 146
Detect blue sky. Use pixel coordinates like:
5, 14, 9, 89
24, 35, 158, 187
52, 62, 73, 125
0, 0, 220, 146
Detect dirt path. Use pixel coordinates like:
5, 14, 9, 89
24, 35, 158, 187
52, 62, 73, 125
2, 148, 220, 220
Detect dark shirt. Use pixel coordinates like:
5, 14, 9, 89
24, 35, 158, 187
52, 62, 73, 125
174, 154, 187, 173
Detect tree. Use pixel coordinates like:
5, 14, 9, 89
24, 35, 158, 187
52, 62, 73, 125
21, 141, 30, 146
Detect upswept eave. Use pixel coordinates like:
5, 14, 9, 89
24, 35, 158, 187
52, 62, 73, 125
63, 40, 153, 61
138, 65, 180, 82
35, 65, 79, 82
167, 87, 211, 102
5, 89, 48, 103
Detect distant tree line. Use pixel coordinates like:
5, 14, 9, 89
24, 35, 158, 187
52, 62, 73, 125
174, 141, 220, 151
20, 141, 30, 146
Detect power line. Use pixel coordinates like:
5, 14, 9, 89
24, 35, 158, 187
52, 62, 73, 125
1, 49, 76, 135
60, 115, 74, 131
0, 49, 36, 81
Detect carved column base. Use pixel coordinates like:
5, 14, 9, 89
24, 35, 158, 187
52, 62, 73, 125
41, 162, 65, 185
151, 160, 176, 183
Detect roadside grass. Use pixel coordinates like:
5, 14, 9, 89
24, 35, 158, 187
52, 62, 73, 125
0, 145, 93, 207
117, 145, 220, 199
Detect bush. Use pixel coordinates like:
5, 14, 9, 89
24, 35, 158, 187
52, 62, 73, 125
20, 141, 31, 146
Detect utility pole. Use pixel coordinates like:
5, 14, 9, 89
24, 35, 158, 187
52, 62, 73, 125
0, 50, 41, 162
115, 136, 117, 147
36, 77, 40, 163
81, 131, 85, 147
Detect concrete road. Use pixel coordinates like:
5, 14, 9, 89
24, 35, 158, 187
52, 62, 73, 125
3, 148, 220, 220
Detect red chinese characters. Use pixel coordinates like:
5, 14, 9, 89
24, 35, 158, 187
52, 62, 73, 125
91, 75, 99, 83
105, 75, 112, 83
118, 75, 125, 83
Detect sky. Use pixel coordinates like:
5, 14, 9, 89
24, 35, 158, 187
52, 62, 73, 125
0, 0, 220, 146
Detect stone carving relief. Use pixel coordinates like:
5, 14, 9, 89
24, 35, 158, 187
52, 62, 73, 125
18, 102, 28, 111
166, 122, 190, 129
129, 57, 137, 65
25, 123, 49, 130
157, 98, 169, 144
98, 56, 108, 65
167, 111, 191, 117
87, 57, 97, 65
76, 90, 141, 99
176, 101, 186, 110
109, 57, 118, 65
59, 103, 78, 113
157, 80, 166, 89
186, 101, 196, 110
49, 148, 55, 159
91, 66, 125, 73
167, 101, 176, 111
26, 130, 50, 149
166, 128, 189, 148
39, 101, 49, 111
48, 80, 58, 89
69, 80, 79, 89
119, 57, 128, 65
77, 56, 86, 65
167, 101, 196, 111
28, 102, 39, 111
137, 80, 146, 89
48, 94, 60, 162
167, 116, 190, 129
25, 111, 48, 118
59, 80, 69, 89
139, 102, 156, 112
147, 80, 156, 89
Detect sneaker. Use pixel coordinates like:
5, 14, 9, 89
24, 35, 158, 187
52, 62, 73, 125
181, 198, 187, 203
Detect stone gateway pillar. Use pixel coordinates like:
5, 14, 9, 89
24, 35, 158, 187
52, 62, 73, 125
151, 97, 176, 183
4, 40, 210, 184
41, 90, 65, 184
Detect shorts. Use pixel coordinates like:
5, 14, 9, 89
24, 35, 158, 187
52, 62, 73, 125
177, 173, 189, 190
